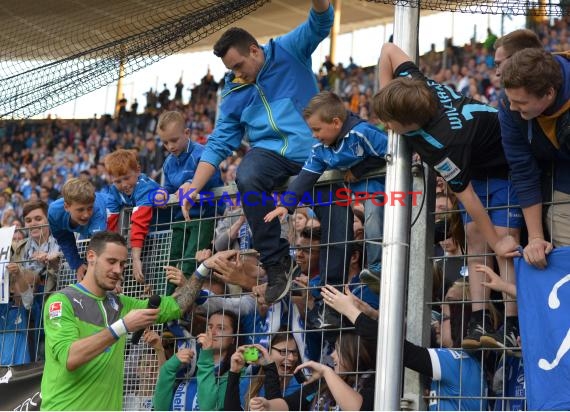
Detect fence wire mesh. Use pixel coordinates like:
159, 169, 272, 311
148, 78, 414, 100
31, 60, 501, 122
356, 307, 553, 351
3, 0, 570, 120
366, 0, 570, 16
0, 0, 269, 119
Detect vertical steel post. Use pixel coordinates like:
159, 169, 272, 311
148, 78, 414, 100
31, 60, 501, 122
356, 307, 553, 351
374, 2, 420, 410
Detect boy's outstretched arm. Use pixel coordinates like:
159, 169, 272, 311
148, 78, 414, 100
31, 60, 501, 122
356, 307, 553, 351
130, 205, 153, 284
180, 162, 217, 221
378, 43, 412, 88
50, 226, 84, 275
264, 206, 288, 223
476, 264, 517, 298
312, 0, 330, 12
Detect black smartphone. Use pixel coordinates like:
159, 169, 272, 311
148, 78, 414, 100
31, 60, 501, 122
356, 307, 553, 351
294, 369, 307, 383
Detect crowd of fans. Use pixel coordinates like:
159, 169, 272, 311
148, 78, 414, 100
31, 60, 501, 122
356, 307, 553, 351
4, 13, 570, 410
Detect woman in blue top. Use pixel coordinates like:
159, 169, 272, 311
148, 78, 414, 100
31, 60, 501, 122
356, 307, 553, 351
249, 332, 377, 411
224, 330, 302, 410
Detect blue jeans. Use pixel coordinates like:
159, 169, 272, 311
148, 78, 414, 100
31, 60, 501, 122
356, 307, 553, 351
236, 148, 353, 285
364, 198, 384, 274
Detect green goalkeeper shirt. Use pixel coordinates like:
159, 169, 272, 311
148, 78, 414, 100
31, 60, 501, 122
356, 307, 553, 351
40, 284, 180, 411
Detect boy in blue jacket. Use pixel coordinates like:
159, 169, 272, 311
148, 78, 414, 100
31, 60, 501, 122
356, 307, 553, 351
105, 149, 164, 285
158, 111, 224, 294
265, 91, 387, 283
48, 178, 107, 280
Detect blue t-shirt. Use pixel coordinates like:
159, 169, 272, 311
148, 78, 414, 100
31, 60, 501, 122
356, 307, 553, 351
427, 348, 488, 411
494, 355, 526, 411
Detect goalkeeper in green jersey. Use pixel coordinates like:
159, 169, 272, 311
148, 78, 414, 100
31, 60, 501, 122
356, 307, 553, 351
40, 231, 209, 411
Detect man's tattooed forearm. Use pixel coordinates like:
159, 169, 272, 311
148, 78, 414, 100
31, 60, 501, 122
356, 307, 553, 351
175, 275, 204, 312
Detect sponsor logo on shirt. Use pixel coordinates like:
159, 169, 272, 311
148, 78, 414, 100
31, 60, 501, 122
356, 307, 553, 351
434, 157, 461, 181
449, 349, 468, 359
73, 297, 84, 310
49, 301, 62, 319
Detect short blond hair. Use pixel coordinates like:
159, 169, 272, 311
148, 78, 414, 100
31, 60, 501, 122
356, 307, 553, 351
62, 178, 95, 205
303, 91, 347, 123
157, 111, 185, 131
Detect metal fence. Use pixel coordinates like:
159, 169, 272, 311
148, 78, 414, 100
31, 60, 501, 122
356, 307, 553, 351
1, 162, 540, 410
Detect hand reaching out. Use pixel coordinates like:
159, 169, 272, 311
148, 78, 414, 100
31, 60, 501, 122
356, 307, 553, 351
143, 329, 163, 351
179, 182, 198, 222
164, 265, 186, 286
209, 250, 260, 290
230, 346, 246, 373
195, 249, 213, 264
321, 284, 378, 323
132, 256, 145, 284
345, 285, 379, 320
197, 330, 213, 350
294, 360, 331, 385
176, 348, 195, 364
477, 264, 517, 298
264, 206, 288, 223
249, 397, 270, 411
321, 284, 354, 314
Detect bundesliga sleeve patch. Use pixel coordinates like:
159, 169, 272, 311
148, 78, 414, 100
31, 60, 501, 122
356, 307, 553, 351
49, 301, 63, 319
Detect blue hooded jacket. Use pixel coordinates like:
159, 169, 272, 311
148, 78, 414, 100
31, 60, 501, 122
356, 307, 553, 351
199, 5, 334, 167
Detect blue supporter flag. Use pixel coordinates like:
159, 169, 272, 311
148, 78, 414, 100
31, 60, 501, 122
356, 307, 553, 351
516, 247, 570, 410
